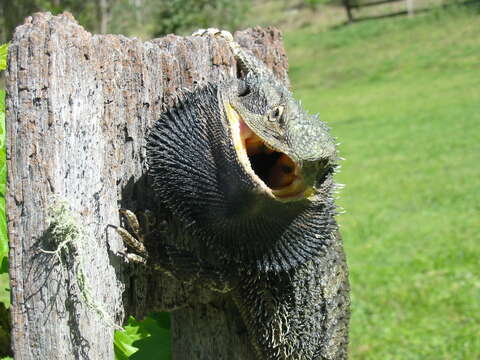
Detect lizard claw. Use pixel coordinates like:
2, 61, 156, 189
192, 28, 234, 43
115, 209, 148, 264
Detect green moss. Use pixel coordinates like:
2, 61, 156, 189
44, 198, 120, 330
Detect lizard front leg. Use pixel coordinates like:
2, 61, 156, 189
192, 28, 275, 79
115, 208, 149, 264
116, 209, 234, 293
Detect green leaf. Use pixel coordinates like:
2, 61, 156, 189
114, 317, 143, 359
0, 258, 7, 274
0, 192, 7, 275
148, 311, 171, 330
0, 89, 4, 114
114, 329, 139, 359
114, 313, 171, 360
0, 86, 7, 275
130, 315, 171, 360
0, 89, 6, 275
0, 44, 8, 72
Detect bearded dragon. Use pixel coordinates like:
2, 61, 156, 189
117, 29, 350, 360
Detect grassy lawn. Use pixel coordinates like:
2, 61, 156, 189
284, 7, 480, 359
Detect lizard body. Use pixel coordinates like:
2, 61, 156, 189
120, 29, 350, 359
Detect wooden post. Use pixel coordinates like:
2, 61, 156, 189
6, 12, 292, 359
406, 0, 415, 17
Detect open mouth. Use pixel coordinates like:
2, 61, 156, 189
226, 104, 310, 200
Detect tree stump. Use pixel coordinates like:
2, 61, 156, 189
6, 12, 297, 359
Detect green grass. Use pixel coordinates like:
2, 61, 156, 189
284, 7, 480, 359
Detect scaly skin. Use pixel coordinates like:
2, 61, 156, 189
119, 29, 350, 359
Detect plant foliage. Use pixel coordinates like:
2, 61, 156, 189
152, 0, 250, 37
0, 43, 8, 275
0, 42, 11, 359
114, 313, 171, 360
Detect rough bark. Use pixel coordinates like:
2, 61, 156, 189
6, 12, 291, 359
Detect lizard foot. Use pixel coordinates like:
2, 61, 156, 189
116, 210, 233, 292
115, 209, 155, 264
192, 28, 234, 43
192, 27, 260, 77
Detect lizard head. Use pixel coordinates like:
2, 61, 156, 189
220, 73, 337, 202
147, 38, 339, 271
147, 80, 338, 271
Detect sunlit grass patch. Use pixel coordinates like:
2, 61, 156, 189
285, 7, 480, 359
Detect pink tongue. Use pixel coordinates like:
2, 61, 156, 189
239, 118, 254, 140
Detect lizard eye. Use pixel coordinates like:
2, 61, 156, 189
268, 105, 284, 122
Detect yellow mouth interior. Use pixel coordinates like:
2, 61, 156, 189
226, 104, 308, 200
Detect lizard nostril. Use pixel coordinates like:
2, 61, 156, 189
238, 82, 250, 97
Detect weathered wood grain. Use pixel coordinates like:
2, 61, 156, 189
6, 12, 290, 359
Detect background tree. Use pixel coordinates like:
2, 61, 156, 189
0, 0, 251, 43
